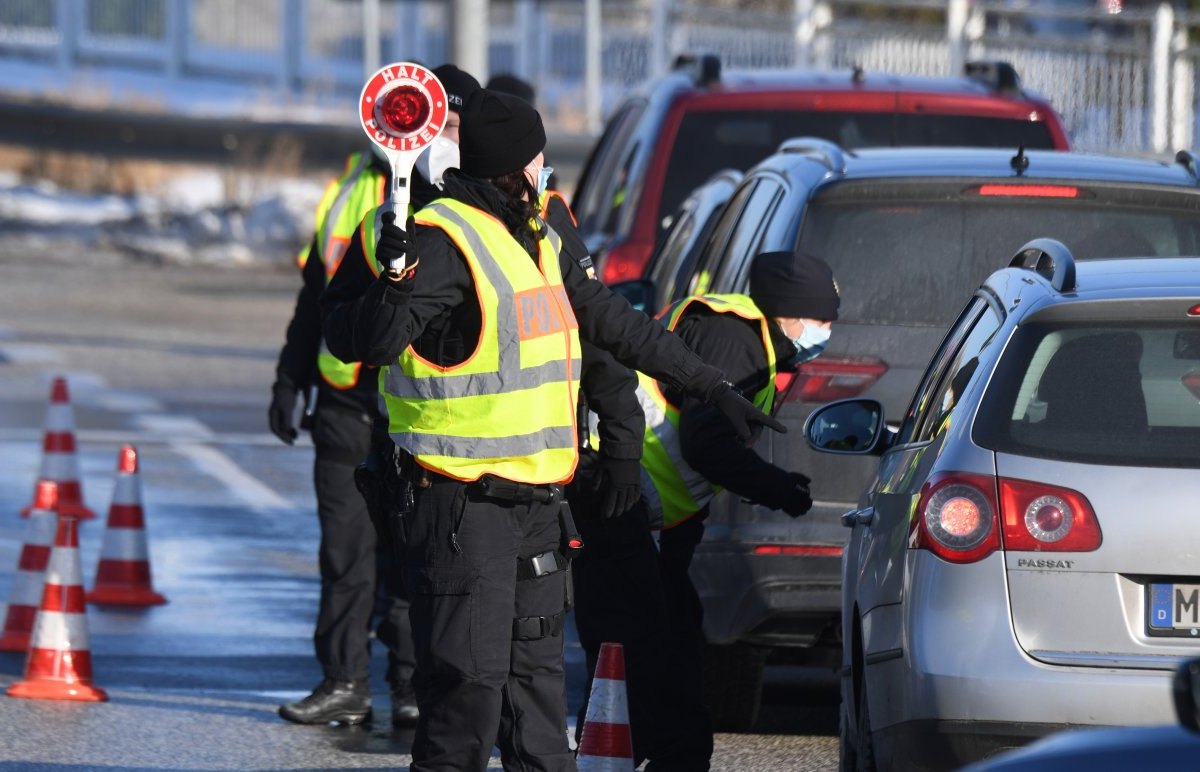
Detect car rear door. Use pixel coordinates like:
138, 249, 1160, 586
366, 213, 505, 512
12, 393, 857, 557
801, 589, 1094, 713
855, 297, 1004, 613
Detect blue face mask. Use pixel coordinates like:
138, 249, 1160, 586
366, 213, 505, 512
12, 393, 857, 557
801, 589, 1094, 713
537, 166, 554, 198
787, 322, 831, 367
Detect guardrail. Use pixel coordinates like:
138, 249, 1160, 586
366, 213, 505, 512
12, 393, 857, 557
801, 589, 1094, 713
0, 1, 1195, 156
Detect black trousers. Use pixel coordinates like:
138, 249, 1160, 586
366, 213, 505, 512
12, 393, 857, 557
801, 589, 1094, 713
571, 489, 713, 772
403, 476, 574, 772
312, 408, 414, 686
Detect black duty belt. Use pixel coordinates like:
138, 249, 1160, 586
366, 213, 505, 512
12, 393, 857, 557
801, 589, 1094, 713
470, 474, 562, 505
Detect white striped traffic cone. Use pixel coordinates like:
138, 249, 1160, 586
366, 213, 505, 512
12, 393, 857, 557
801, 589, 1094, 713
577, 642, 635, 771
0, 481, 59, 651
87, 445, 166, 606
22, 377, 94, 520
7, 514, 108, 701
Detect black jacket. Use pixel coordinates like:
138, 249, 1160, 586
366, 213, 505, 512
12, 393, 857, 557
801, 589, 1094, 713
543, 193, 644, 460
664, 307, 801, 510
274, 155, 439, 419
320, 173, 721, 437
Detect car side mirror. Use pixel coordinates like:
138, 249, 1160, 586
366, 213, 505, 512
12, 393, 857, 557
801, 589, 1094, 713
1174, 658, 1200, 733
610, 279, 658, 313
803, 398, 888, 455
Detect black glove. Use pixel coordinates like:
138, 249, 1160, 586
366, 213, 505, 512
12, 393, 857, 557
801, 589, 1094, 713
595, 454, 642, 519
379, 212, 418, 276
710, 381, 787, 443
268, 379, 299, 445
779, 472, 813, 518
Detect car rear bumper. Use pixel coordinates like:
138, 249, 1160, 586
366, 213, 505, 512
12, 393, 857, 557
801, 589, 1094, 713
690, 548, 841, 647
867, 552, 1179, 759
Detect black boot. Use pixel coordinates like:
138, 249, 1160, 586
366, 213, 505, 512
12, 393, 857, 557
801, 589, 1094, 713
278, 678, 371, 725
390, 680, 419, 728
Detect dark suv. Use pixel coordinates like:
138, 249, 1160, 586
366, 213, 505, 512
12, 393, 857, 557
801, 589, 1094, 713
644, 143, 1200, 731
571, 55, 1071, 285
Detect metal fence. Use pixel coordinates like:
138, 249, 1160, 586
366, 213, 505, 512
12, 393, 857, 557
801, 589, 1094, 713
0, 0, 1196, 155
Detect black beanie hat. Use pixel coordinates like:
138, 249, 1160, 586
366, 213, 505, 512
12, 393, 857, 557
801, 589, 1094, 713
432, 64, 481, 113
486, 73, 536, 105
749, 251, 840, 321
458, 89, 547, 179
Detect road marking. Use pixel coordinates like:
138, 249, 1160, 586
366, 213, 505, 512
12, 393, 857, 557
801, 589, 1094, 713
0, 343, 61, 364
170, 442, 291, 510
96, 392, 165, 413
0, 427, 306, 447
136, 414, 214, 440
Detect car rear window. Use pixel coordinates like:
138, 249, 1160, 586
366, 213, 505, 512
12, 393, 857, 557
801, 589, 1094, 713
657, 110, 1056, 235
894, 114, 1057, 148
796, 182, 1200, 327
974, 322, 1200, 468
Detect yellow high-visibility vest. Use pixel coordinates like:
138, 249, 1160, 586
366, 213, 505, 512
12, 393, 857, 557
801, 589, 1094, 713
637, 294, 776, 528
368, 199, 583, 484
538, 189, 577, 226
302, 152, 387, 390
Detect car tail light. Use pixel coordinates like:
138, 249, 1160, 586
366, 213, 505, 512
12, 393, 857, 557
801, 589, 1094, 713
912, 472, 1000, 563
1184, 372, 1200, 401
1188, 304, 1200, 317
599, 243, 651, 285
975, 184, 1081, 198
782, 357, 888, 404
999, 477, 1102, 552
752, 545, 843, 557
378, 86, 431, 134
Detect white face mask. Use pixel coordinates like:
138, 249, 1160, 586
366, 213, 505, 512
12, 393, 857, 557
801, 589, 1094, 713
524, 162, 554, 200
537, 166, 554, 198
414, 136, 460, 188
787, 322, 831, 366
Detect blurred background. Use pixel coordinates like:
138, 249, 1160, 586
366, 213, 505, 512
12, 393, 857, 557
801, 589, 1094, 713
3, 0, 1200, 268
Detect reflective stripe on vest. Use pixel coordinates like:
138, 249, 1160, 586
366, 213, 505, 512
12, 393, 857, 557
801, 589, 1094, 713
310, 152, 388, 390
375, 199, 582, 484
638, 294, 777, 529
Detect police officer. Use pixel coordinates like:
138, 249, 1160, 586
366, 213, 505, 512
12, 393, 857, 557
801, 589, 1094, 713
486, 72, 646, 524
575, 250, 840, 769
321, 89, 782, 772
269, 65, 480, 727
486, 73, 536, 104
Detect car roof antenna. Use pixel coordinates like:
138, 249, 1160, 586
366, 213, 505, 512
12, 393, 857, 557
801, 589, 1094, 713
1010, 144, 1029, 175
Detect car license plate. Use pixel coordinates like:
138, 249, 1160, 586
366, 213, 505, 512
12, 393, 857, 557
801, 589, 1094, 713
1148, 583, 1200, 637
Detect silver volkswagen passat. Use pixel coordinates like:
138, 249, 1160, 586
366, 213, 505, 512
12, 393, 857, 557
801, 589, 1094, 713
807, 240, 1200, 771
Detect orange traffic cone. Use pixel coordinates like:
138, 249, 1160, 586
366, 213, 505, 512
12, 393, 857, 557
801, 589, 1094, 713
87, 445, 166, 606
577, 642, 634, 771
22, 377, 94, 520
0, 481, 59, 651
7, 515, 108, 702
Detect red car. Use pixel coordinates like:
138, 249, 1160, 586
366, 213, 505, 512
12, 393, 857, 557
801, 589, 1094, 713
572, 56, 1072, 285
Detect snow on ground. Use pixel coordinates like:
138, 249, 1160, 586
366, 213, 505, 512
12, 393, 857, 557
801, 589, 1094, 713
0, 170, 325, 268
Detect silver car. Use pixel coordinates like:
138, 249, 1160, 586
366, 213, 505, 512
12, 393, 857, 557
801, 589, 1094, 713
805, 240, 1200, 770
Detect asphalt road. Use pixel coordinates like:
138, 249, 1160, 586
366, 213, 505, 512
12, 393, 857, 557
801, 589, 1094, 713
0, 243, 838, 771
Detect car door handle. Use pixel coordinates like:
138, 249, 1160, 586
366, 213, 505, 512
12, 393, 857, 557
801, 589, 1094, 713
841, 507, 875, 528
